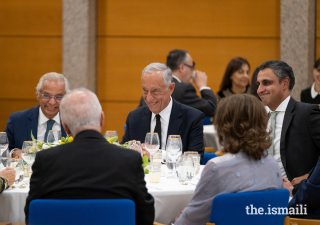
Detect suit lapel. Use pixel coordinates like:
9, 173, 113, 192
167, 99, 182, 140
140, 107, 152, 141
27, 106, 40, 140
280, 97, 295, 176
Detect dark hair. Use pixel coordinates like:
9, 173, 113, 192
166, 49, 188, 72
259, 60, 295, 90
314, 58, 320, 69
249, 67, 261, 100
214, 94, 270, 160
219, 57, 250, 91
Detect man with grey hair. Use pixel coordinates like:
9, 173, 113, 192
5, 72, 69, 157
122, 63, 204, 158
256, 60, 320, 190
139, 49, 216, 117
25, 88, 155, 225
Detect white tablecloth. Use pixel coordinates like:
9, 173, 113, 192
0, 166, 204, 225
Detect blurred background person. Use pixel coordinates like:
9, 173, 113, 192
249, 67, 261, 100
300, 58, 320, 104
216, 57, 250, 103
175, 94, 282, 225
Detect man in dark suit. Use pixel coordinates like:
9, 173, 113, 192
123, 63, 204, 158
25, 88, 154, 225
140, 49, 216, 117
283, 157, 320, 219
5, 72, 68, 157
256, 60, 320, 184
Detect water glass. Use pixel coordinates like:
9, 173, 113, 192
0, 132, 8, 155
1, 148, 10, 167
21, 141, 36, 165
8, 159, 24, 184
184, 151, 201, 175
165, 135, 182, 179
176, 155, 195, 184
47, 130, 61, 143
128, 140, 143, 156
145, 133, 160, 162
104, 131, 119, 144
149, 162, 161, 183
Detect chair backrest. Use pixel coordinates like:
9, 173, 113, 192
202, 152, 217, 165
203, 117, 211, 125
29, 199, 135, 225
210, 189, 290, 225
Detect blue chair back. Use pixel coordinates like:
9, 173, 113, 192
202, 152, 217, 165
203, 117, 211, 125
210, 189, 289, 225
29, 199, 135, 225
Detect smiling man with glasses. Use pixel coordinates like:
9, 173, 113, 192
4, 72, 70, 157
139, 49, 217, 118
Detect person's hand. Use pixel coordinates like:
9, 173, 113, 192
175, 209, 183, 221
283, 177, 293, 197
0, 168, 16, 186
141, 144, 150, 159
12, 149, 22, 159
194, 70, 208, 89
291, 174, 309, 186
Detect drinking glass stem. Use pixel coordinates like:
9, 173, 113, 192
150, 154, 154, 163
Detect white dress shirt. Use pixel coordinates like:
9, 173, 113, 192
150, 96, 173, 149
172, 75, 211, 91
311, 82, 320, 99
266, 95, 291, 178
37, 107, 61, 142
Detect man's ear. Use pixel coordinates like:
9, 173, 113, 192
62, 122, 72, 135
100, 111, 105, 128
169, 82, 175, 95
282, 77, 290, 90
178, 63, 184, 72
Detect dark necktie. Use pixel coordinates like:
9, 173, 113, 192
44, 119, 55, 143
154, 114, 162, 149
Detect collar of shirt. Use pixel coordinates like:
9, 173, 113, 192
172, 75, 181, 83
311, 82, 320, 99
38, 107, 61, 126
265, 95, 291, 113
151, 96, 173, 124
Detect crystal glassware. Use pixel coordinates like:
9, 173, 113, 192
0, 132, 9, 155
148, 162, 161, 183
7, 158, 24, 184
104, 131, 119, 144
21, 141, 36, 170
47, 130, 61, 143
184, 151, 201, 175
176, 155, 195, 184
128, 140, 143, 156
145, 132, 160, 162
165, 135, 182, 179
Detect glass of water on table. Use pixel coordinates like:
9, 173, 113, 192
21, 141, 37, 176
144, 132, 160, 162
5, 149, 24, 184
165, 135, 182, 179
0, 132, 9, 167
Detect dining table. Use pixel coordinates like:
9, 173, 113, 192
0, 165, 204, 225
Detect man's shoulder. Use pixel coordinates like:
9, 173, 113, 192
173, 99, 204, 117
9, 105, 39, 120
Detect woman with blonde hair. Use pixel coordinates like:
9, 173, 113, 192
175, 94, 282, 225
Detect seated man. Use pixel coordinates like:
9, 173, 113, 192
283, 156, 320, 219
5, 72, 69, 157
0, 168, 16, 193
25, 88, 154, 225
122, 63, 204, 158
140, 50, 217, 117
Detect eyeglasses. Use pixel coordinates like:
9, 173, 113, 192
40, 93, 63, 102
183, 61, 195, 70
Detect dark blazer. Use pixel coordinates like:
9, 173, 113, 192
25, 130, 154, 225
289, 156, 320, 219
123, 99, 205, 158
281, 98, 320, 181
300, 87, 320, 104
139, 77, 217, 117
4, 105, 67, 150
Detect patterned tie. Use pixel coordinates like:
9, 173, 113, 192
44, 119, 55, 143
267, 111, 279, 156
154, 114, 162, 149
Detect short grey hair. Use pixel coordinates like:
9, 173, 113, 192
36, 72, 70, 97
141, 63, 173, 87
60, 88, 102, 135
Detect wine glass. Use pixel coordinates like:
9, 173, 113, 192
47, 130, 61, 143
184, 151, 201, 176
176, 155, 195, 184
165, 135, 182, 179
0, 132, 9, 155
104, 131, 119, 144
1, 147, 10, 168
6, 153, 24, 184
21, 141, 36, 173
128, 140, 143, 156
144, 132, 160, 162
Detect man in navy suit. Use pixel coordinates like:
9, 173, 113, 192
4, 72, 69, 157
122, 63, 204, 158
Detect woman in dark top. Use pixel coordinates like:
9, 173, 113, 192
216, 57, 250, 103
301, 58, 320, 104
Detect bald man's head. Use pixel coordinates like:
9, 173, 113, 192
60, 88, 104, 136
